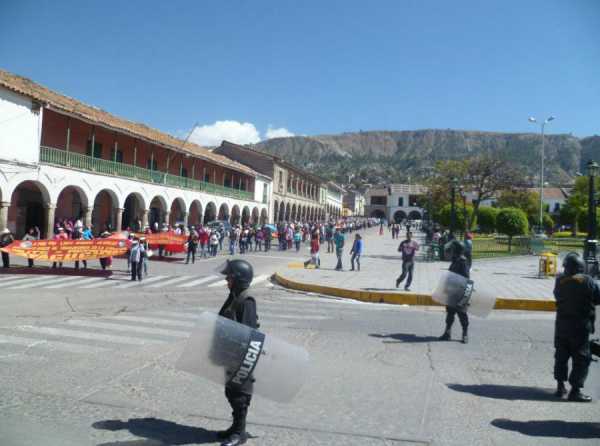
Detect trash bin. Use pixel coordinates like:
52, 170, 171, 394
538, 252, 558, 277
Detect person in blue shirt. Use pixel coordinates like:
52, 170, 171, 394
333, 227, 345, 271
350, 233, 363, 271
82, 226, 93, 240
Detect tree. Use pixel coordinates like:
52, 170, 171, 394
477, 207, 499, 233
496, 189, 540, 225
543, 213, 554, 233
496, 208, 529, 251
436, 203, 474, 231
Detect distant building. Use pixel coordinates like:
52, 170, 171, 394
214, 141, 327, 222
464, 187, 569, 215
343, 190, 366, 217
326, 182, 345, 220
365, 184, 427, 222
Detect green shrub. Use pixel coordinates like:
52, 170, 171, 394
496, 208, 529, 252
477, 207, 499, 233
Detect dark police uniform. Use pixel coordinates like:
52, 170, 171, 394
217, 287, 258, 444
439, 240, 470, 343
553, 272, 600, 394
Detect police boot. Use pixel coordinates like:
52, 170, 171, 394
216, 426, 235, 440
461, 328, 468, 344
439, 329, 451, 341
568, 388, 592, 402
221, 432, 247, 446
554, 381, 567, 398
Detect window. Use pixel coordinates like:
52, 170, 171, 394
240, 178, 246, 191
146, 159, 158, 170
262, 182, 268, 203
110, 149, 123, 163
86, 140, 102, 158
398, 197, 404, 207
180, 168, 188, 178
371, 196, 387, 205
409, 194, 419, 207
553, 203, 560, 212
204, 172, 210, 182
224, 174, 231, 188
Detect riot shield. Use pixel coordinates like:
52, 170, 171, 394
176, 312, 309, 403
432, 271, 496, 318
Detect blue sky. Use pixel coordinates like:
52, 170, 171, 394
1, 0, 599, 145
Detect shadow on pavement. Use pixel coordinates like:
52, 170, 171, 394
92, 418, 215, 445
491, 418, 600, 439
0, 266, 112, 277
447, 384, 561, 401
369, 333, 440, 343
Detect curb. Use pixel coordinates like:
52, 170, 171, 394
272, 273, 556, 312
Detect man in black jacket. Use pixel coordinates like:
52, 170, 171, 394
553, 252, 600, 402
216, 259, 258, 446
439, 240, 470, 343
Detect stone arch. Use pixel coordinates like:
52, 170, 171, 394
230, 204, 241, 225
285, 202, 291, 221
251, 207, 259, 224
273, 200, 279, 222
123, 192, 146, 231
260, 208, 268, 225
170, 197, 186, 227
241, 206, 251, 225
149, 195, 168, 229
408, 210, 422, 220
218, 202, 230, 221
8, 180, 52, 238
93, 189, 119, 234
204, 201, 217, 224
278, 201, 285, 222
55, 185, 90, 222
291, 204, 297, 221
371, 209, 386, 219
393, 210, 407, 223
189, 200, 203, 227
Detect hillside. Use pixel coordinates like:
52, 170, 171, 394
253, 130, 599, 186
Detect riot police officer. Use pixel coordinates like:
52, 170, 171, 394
553, 252, 600, 402
439, 239, 470, 343
216, 259, 258, 446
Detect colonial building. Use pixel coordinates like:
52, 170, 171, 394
365, 184, 426, 222
0, 69, 270, 238
214, 141, 327, 222
342, 190, 366, 217
326, 182, 345, 220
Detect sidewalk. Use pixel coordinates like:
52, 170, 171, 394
275, 227, 557, 310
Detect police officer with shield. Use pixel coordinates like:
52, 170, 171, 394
439, 239, 470, 343
553, 252, 600, 402
216, 259, 258, 446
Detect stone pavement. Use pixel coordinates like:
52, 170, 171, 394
278, 227, 556, 300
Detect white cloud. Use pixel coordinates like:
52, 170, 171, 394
265, 126, 295, 139
189, 120, 261, 147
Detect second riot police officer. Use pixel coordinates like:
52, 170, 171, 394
216, 259, 258, 446
553, 252, 600, 402
439, 239, 470, 343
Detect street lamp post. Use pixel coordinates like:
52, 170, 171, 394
450, 177, 458, 238
528, 116, 555, 233
584, 160, 599, 276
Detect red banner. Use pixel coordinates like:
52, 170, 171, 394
0, 239, 131, 261
135, 232, 187, 253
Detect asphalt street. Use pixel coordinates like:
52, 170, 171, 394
1, 245, 599, 445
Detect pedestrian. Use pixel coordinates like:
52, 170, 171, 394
333, 227, 345, 271
129, 238, 145, 282
325, 224, 334, 253
552, 252, 600, 402
263, 225, 271, 251
438, 240, 470, 343
350, 233, 363, 271
0, 228, 15, 268
22, 226, 40, 267
140, 236, 150, 277
255, 227, 263, 252
216, 259, 258, 446
304, 231, 321, 268
395, 231, 419, 291
229, 227, 238, 255
52, 227, 68, 268
186, 227, 198, 264
294, 228, 302, 251
74, 230, 88, 269
199, 226, 209, 258
210, 231, 219, 257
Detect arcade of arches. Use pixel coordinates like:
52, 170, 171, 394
272, 199, 325, 223
0, 181, 269, 238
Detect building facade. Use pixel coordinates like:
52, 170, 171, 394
214, 141, 327, 222
342, 190, 366, 217
365, 184, 426, 222
0, 70, 270, 238
326, 182, 345, 220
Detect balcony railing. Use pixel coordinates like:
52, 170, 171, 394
40, 146, 254, 201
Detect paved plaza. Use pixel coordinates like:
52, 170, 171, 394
278, 228, 556, 301
0, 231, 599, 445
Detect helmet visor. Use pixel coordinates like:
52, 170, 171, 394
215, 260, 231, 276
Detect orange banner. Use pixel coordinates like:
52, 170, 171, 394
0, 239, 131, 261
134, 232, 187, 246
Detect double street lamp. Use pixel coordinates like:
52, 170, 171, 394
584, 159, 599, 276
528, 115, 555, 233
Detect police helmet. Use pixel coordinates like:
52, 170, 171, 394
444, 239, 464, 258
217, 259, 254, 288
563, 252, 585, 275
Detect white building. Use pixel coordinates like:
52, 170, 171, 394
343, 190, 366, 217
365, 184, 426, 222
326, 182, 345, 220
0, 69, 271, 237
